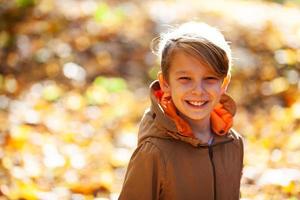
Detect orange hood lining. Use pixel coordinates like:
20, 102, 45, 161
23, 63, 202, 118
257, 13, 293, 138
154, 88, 234, 137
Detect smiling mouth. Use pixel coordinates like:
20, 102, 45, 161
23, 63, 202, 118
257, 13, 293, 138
185, 100, 208, 107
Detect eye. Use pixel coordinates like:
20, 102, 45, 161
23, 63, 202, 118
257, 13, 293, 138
205, 76, 218, 80
178, 77, 191, 80
204, 76, 220, 84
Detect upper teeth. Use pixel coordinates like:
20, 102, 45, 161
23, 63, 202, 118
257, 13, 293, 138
189, 101, 206, 106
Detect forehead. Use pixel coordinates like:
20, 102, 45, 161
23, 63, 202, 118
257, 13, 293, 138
169, 50, 218, 75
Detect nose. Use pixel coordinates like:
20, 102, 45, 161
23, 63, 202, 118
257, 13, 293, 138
191, 81, 206, 95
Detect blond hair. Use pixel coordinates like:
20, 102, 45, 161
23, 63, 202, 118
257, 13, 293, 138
151, 21, 232, 81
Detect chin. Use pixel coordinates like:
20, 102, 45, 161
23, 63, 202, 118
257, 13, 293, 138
181, 111, 211, 121
188, 115, 210, 121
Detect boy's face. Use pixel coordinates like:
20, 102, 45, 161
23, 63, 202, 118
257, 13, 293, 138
159, 51, 224, 123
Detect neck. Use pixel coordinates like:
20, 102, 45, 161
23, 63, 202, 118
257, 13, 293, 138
180, 114, 212, 136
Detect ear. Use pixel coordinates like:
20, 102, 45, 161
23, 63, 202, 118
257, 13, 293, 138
157, 71, 171, 95
221, 74, 231, 94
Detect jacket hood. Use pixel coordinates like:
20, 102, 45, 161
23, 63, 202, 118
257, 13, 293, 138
137, 80, 239, 147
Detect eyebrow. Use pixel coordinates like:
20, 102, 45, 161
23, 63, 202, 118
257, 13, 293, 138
175, 70, 222, 78
175, 70, 189, 75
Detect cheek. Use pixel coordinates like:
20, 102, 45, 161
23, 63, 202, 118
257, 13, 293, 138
170, 84, 191, 99
205, 82, 222, 93
205, 85, 223, 101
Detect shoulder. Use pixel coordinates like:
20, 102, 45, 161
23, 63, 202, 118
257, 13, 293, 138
141, 137, 175, 153
229, 128, 244, 140
133, 139, 162, 157
229, 129, 244, 162
137, 137, 178, 163
131, 138, 167, 166
230, 128, 244, 144
229, 128, 245, 151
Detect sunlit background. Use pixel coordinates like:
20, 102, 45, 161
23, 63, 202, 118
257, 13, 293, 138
1, 0, 300, 199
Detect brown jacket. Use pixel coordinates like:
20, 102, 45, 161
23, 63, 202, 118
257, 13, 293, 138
119, 80, 244, 200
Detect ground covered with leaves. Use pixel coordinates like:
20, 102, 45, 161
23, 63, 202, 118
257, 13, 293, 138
1, 0, 300, 199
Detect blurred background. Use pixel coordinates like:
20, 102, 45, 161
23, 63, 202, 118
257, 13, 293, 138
0, 0, 300, 199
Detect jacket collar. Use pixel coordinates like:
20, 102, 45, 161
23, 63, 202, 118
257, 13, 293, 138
149, 80, 237, 147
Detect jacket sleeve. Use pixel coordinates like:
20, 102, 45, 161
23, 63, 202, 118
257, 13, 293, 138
118, 141, 166, 200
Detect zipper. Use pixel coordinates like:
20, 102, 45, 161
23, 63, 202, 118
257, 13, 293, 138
208, 144, 216, 200
205, 138, 233, 200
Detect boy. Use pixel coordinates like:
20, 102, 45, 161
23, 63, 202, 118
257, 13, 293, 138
118, 21, 244, 200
